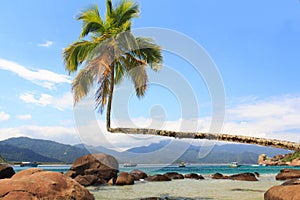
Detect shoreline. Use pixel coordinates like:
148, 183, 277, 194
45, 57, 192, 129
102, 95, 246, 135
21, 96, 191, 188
90, 175, 282, 200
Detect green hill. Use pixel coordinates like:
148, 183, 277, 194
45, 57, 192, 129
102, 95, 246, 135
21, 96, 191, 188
0, 137, 90, 163
0, 143, 60, 163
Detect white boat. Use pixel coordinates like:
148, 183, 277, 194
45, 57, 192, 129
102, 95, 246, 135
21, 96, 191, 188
229, 162, 240, 168
178, 162, 186, 167
123, 162, 137, 167
20, 162, 38, 167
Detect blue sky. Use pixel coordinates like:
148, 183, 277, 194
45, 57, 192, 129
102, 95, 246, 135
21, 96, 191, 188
0, 0, 300, 148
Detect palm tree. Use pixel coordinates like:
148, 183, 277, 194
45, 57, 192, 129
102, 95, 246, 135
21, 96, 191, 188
64, 0, 300, 151
63, 0, 162, 132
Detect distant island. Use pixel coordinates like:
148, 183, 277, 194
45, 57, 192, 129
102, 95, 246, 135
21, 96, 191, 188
0, 137, 291, 165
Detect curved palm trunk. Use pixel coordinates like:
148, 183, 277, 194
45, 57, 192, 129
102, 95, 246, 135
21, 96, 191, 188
106, 62, 114, 132
108, 127, 300, 151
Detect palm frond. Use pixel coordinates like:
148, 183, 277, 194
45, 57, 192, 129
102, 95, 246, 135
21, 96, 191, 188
63, 40, 97, 74
72, 67, 96, 104
77, 4, 105, 39
106, 0, 115, 19
114, 0, 139, 27
95, 68, 111, 113
121, 53, 148, 97
135, 37, 163, 71
114, 61, 125, 85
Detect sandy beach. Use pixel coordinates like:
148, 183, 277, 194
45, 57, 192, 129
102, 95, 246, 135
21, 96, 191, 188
91, 174, 281, 200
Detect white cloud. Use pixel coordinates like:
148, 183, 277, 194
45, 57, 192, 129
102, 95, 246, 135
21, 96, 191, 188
222, 95, 300, 142
0, 125, 80, 145
16, 114, 32, 120
2, 94, 300, 149
0, 111, 10, 121
20, 92, 73, 111
0, 58, 71, 89
38, 40, 54, 47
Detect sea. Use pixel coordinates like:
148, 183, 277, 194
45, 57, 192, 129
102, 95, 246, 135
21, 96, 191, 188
13, 164, 300, 200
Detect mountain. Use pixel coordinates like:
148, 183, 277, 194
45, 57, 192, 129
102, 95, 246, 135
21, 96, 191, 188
0, 137, 292, 164
0, 137, 90, 163
122, 140, 291, 164
0, 143, 60, 163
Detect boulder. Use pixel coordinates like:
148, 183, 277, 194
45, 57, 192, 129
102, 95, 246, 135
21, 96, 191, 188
0, 164, 15, 179
0, 168, 94, 200
184, 173, 204, 180
146, 174, 171, 182
264, 178, 300, 200
164, 172, 184, 180
130, 169, 148, 180
276, 168, 300, 180
211, 173, 228, 179
211, 172, 258, 181
229, 173, 258, 181
115, 172, 134, 186
74, 175, 106, 187
65, 153, 119, 186
108, 177, 116, 185
258, 154, 267, 165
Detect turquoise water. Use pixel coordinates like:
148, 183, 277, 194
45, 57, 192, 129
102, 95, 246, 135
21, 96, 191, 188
13, 165, 71, 173
118, 164, 300, 175
12, 164, 300, 200
13, 164, 300, 175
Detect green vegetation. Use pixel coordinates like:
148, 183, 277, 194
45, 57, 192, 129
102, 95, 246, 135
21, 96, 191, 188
0, 154, 7, 163
280, 151, 300, 162
0, 137, 90, 163
63, 0, 162, 131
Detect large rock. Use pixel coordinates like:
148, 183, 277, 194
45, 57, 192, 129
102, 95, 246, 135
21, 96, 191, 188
229, 172, 258, 181
184, 173, 204, 180
211, 173, 228, 179
276, 168, 300, 180
164, 172, 184, 180
74, 175, 106, 187
211, 172, 258, 181
0, 168, 94, 200
264, 178, 300, 200
130, 169, 148, 180
258, 154, 267, 165
0, 164, 15, 179
115, 172, 134, 186
146, 174, 171, 182
65, 153, 119, 186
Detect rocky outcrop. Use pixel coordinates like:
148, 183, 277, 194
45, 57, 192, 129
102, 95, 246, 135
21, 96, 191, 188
264, 178, 300, 200
0, 164, 15, 179
257, 154, 267, 165
0, 168, 94, 200
130, 169, 148, 180
276, 168, 300, 180
65, 153, 119, 187
146, 174, 171, 182
258, 152, 300, 166
211, 172, 258, 181
164, 172, 184, 180
184, 173, 204, 179
115, 172, 134, 186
